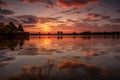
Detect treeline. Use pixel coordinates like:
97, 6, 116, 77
0, 22, 24, 36
79, 31, 120, 35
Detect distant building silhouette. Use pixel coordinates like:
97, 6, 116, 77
57, 31, 63, 35
39, 32, 41, 35
72, 31, 77, 35
48, 32, 51, 35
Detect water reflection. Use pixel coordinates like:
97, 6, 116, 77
0, 38, 28, 50
0, 37, 29, 68
9, 60, 120, 80
0, 35, 120, 80
0, 39, 17, 50
0, 62, 10, 67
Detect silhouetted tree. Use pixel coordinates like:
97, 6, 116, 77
0, 22, 4, 33
0, 22, 17, 35
8, 22, 17, 33
18, 24, 24, 32
0, 22, 28, 37
4, 25, 11, 35
0, 22, 4, 26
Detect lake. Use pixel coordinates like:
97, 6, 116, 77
0, 35, 120, 80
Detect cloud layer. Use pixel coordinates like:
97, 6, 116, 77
0, 0, 120, 32
0, 8, 14, 15
15, 15, 38, 24
0, 15, 19, 24
20, 0, 53, 6
57, 0, 99, 8
0, 0, 9, 7
19, 0, 99, 8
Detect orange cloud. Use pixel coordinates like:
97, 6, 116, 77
57, 0, 99, 8
82, 51, 96, 56
57, 61, 85, 69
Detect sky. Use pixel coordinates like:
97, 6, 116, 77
0, 0, 120, 33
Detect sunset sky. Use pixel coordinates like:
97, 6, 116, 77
0, 0, 120, 33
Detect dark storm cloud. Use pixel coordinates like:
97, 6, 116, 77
0, 8, 14, 15
7, 17, 19, 24
60, 8, 77, 14
101, 15, 111, 19
0, 14, 4, 18
57, 0, 99, 8
24, 24, 36, 27
15, 15, 37, 19
86, 7, 94, 11
0, 0, 9, 7
15, 15, 38, 24
20, 0, 53, 6
109, 18, 120, 23
39, 16, 61, 23
116, 10, 120, 13
0, 15, 19, 24
87, 13, 111, 20
15, 15, 61, 24
20, 18, 38, 24
88, 13, 101, 18
81, 18, 100, 22
66, 19, 80, 23
45, 0, 53, 6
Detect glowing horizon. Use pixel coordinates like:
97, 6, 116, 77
0, 0, 120, 33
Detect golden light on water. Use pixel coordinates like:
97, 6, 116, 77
41, 38, 52, 48
43, 38, 51, 46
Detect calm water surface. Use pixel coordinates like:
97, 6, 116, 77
0, 35, 120, 80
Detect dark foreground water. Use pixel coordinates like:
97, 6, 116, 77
0, 35, 120, 80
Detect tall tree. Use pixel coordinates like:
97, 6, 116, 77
8, 22, 17, 33
0, 22, 4, 34
18, 24, 24, 32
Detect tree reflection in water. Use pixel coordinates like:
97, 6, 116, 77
0, 37, 28, 50
9, 60, 120, 80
